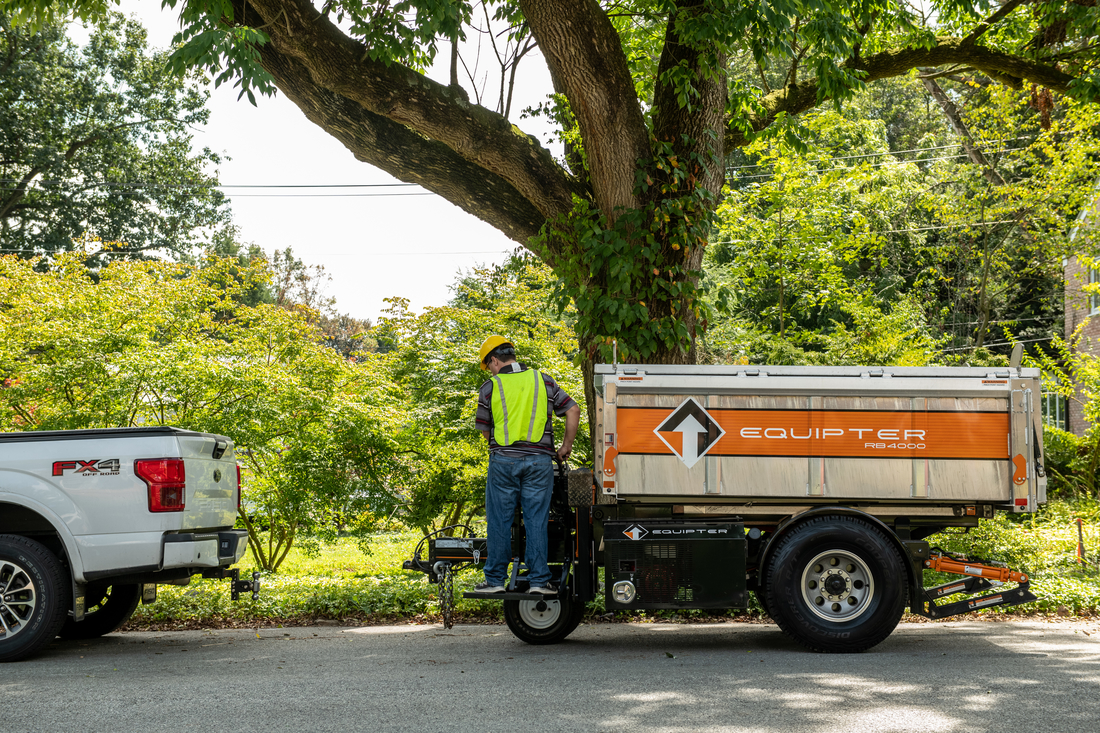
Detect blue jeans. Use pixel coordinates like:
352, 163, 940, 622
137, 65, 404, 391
484, 453, 553, 588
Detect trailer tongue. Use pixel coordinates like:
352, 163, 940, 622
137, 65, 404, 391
405, 363, 1046, 652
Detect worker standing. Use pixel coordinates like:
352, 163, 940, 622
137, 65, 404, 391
474, 335, 581, 594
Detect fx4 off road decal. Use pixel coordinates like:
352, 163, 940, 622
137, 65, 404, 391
52, 459, 121, 476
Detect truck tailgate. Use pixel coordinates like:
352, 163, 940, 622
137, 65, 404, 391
176, 433, 238, 531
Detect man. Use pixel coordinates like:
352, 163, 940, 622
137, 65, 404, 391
474, 335, 581, 594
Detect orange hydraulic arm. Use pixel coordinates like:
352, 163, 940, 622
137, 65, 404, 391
924, 553, 1028, 584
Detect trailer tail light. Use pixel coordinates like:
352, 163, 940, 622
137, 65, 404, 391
136, 458, 186, 512
236, 464, 242, 510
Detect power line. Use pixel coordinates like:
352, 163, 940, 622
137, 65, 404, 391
1, 137, 1070, 194
222, 192, 435, 198
0, 179, 422, 189
711, 219, 1021, 246
940, 335, 1054, 352
0, 246, 510, 255
727, 147, 1030, 181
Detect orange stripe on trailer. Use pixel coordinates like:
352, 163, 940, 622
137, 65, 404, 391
617, 409, 1010, 460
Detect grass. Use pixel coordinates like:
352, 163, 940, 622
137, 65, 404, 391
125, 499, 1100, 630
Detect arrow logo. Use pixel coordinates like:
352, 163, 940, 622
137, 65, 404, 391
654, 398, 725, 468
623, 525, 648, 541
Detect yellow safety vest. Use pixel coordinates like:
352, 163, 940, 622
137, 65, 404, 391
490, 368, 549, 447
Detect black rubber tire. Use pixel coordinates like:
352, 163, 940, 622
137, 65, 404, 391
58, 583, 141, 640
764, 515, 907, 653
0, 534, 70, 663
503, 593, 584, 645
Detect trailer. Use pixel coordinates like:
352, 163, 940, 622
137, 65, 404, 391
405, 362, 1045, 652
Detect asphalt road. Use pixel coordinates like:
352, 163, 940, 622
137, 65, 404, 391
4, 620, 1099, 732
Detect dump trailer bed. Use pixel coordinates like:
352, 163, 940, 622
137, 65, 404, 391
595, 364, 1045, 514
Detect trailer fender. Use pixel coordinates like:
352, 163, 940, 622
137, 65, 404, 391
757, 506, 918, 592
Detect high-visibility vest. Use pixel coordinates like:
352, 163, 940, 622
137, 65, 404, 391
490, 368, 549, 447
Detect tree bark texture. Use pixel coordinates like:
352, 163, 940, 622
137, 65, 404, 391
520, 0, 651, 223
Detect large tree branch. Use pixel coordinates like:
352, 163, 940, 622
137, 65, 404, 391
255, 44, 551, 251
236, 0, 577, 224
520, 0, 650, 220
726, 37, 1081, 149
920, 75, 1005, 187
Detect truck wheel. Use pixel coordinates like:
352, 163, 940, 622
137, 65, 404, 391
764, 515, 907, 653
504, 594, 584, 645
0, 534, 70, 663
58, 583, 141, 640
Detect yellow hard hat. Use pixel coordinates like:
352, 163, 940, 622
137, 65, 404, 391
479, 335, 513, 370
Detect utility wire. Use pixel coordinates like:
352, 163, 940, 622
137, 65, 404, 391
710, 219, 1022, 246
0, 246, 514, 255
940, 335, 1054, 352
728, 147, 1030, 182
1, 137, 1068, 195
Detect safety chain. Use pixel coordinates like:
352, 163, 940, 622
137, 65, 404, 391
439, 563, 455, 630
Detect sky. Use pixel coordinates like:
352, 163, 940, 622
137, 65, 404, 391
94, 1, 557, 322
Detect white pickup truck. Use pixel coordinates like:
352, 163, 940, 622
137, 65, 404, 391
0, 427, 253, 662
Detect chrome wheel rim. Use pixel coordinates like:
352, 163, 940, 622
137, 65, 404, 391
517, 599, 561, 629
800, 549, 874, 623
0, 559, 37, 640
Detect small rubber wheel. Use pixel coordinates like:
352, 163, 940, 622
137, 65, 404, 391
59, 583, 141, 640
504, 593, 584, 645
0, 534, 70, 663
764, 515, 907, 653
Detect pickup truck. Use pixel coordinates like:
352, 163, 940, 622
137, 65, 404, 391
0, 426, 253, 662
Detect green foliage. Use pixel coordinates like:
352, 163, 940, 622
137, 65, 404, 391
538, 139, 718, 363
0, 253, 400, 571
0, 11, 230, 260
710, 79, 1100, 362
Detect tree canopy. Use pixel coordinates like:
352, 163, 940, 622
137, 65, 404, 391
7, 1, 1100, 393
0, 10, 229, 261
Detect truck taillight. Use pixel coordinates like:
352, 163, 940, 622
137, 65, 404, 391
135, 458, 186, 512
236, 464, 242, 510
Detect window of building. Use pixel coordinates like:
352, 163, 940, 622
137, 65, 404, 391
1041, 391, 1066, 431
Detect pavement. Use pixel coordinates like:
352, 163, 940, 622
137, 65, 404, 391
3, 619, 1099, 732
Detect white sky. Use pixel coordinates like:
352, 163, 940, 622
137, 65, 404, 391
95, 1, 557, 322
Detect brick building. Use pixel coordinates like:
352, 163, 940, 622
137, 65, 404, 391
1062, 182, 1100, 435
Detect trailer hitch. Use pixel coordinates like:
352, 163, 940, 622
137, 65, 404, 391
916, 552, 1036, 619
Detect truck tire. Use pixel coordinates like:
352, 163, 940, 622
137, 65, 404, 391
58, 583, 141, 640
0, 534, 70, 663
763, 515, 907, 653
504, 593, 584, 645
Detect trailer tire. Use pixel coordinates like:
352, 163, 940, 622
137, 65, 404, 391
503, 593, 584, 645
764, 515, 907, 653
0, 534, 70, 663
58, 583, 141, 640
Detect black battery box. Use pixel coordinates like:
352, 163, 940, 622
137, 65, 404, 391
603, 521, 747, 610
